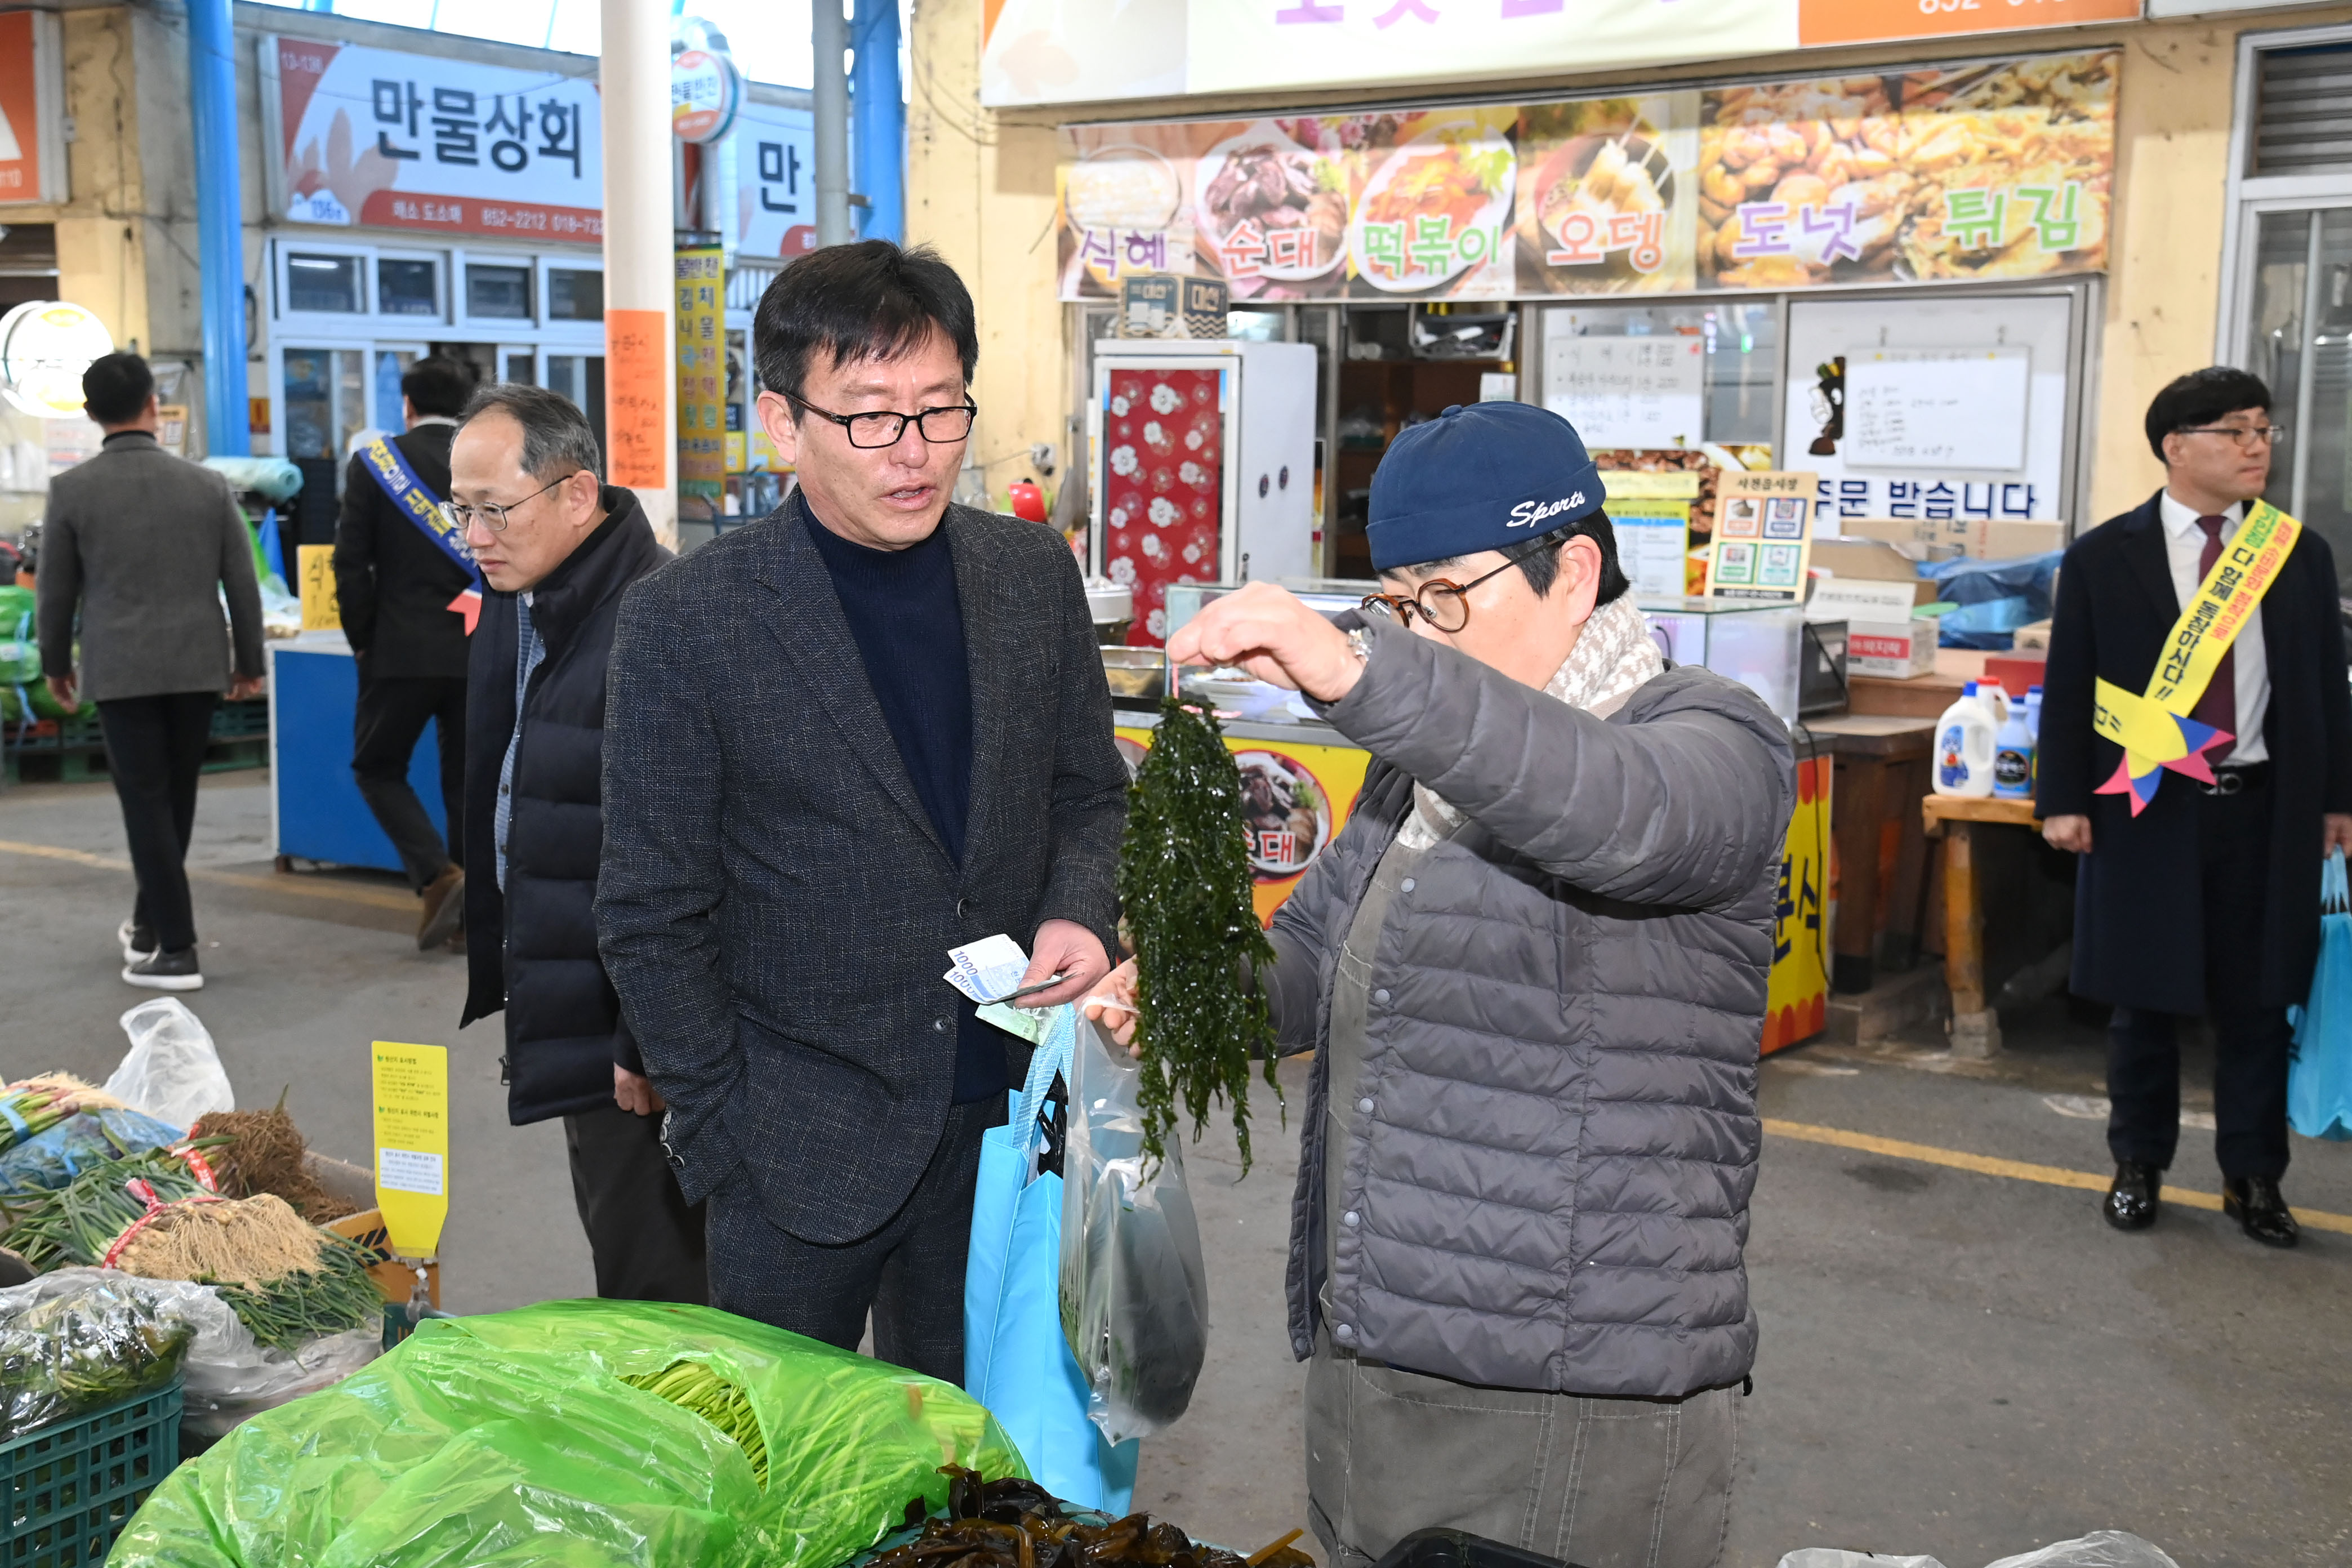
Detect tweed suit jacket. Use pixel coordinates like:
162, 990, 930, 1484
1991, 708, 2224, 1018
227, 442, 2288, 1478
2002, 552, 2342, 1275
596, 499, 1128, 1244
37, 432, 265, 703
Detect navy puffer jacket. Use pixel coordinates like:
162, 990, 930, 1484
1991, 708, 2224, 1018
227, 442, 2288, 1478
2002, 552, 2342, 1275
1266, 613, 1792, 1398
461, 491, 670, 1124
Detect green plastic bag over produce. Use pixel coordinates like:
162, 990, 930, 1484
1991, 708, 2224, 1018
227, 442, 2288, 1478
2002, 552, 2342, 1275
110, 1298, 1028, 1568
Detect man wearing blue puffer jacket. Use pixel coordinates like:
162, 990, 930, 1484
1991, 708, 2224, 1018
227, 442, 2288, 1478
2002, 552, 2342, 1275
1092, 402, 1792, 1568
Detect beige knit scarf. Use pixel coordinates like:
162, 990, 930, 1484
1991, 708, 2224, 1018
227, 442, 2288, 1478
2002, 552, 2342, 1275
1397, 594, 1665, 849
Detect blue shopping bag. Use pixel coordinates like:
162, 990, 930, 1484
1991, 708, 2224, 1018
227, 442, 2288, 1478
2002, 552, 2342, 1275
2288, 850, 2352, 1141
965, 1006, 1141, 1512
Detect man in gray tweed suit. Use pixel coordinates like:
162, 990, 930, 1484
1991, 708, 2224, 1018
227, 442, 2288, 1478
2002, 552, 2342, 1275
597, 242, 1126, 1379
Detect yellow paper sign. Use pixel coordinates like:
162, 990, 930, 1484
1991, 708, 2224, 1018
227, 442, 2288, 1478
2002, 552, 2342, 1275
297, 545, 341, 631
372, 1041, 449, 1259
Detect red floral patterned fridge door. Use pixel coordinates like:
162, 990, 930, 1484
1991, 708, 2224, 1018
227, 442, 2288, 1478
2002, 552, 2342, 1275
1099, 366, 1224, 647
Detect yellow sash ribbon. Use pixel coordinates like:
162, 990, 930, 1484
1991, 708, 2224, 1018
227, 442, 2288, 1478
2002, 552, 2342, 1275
2092, 500, 2299, 814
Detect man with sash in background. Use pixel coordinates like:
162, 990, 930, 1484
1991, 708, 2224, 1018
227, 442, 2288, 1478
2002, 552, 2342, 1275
2039, 367, 2352, 1248
335, 357, 483, 951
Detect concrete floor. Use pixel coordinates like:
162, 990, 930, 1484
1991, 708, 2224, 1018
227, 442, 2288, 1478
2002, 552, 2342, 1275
3, 770, 2349, 1568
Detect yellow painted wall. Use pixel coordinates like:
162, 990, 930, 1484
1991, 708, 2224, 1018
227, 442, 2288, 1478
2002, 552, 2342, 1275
909, 9, 2352, 534
906, 0, 1067, 508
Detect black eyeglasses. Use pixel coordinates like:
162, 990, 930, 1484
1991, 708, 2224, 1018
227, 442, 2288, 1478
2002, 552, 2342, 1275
449, 471, 589, 533
790, 396, 978, 449
2176, 423, 2287, 449
1361, 549, 1536, 634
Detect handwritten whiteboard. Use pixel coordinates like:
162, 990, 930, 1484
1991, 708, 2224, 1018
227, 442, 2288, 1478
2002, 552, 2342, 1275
1845, 348, 2031, 471
1542, 334, 1705, 451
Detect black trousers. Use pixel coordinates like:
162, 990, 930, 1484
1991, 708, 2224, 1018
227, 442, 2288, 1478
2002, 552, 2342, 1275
2106, 780, 2294, 1182
351, 673, 465, 892
96, 692, 217, 954
705, 1098, 1001, 1383
562, 1104, 710, 1304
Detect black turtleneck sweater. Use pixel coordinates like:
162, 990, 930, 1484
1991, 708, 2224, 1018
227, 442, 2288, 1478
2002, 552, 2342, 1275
801, 497, 1005, 1104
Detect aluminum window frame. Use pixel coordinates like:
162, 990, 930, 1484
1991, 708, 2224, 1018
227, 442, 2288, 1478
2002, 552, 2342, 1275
2217, 21, 2352, 368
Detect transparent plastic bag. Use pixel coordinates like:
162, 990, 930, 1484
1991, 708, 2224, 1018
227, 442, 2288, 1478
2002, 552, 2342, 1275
1776, 1554, 1948, 1568
0, 1268, 380, 1442
1058, 1014, 1209, 1446
0, 1268, 195, 1437
103, 999, 235, 1129
1981, 1533, 2180, 1568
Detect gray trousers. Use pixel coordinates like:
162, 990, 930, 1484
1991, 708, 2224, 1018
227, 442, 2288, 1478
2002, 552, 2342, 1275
704, 1097, 1002, 1384
1306, 1328, 1738, 1568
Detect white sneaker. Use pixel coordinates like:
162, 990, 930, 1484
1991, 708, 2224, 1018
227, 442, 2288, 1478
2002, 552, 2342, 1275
118, 919, 157, 963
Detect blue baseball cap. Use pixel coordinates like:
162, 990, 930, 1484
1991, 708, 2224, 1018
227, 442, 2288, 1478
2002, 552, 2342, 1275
1366, 402, 1604, 572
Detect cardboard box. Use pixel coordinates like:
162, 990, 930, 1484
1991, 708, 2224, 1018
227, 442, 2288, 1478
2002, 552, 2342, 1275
1807, 576, 1935, 621
310, 1153, 443, 1309
2012, 618, 2053, 652
1811, 538, 1929, 585
1846, 518, 2064, 562
1844, 612, 1942, 678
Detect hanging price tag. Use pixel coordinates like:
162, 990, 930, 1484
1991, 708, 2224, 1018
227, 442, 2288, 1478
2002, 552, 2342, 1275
372, 1041, 449, 1259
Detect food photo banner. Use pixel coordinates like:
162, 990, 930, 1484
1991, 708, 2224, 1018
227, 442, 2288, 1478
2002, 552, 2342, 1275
1055, 48, 2115, 302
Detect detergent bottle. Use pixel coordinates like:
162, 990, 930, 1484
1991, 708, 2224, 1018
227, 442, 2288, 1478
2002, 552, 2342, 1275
1934, 681, 1999, 797
2025, 684, 2043, 745
1993, 694, 2037, 799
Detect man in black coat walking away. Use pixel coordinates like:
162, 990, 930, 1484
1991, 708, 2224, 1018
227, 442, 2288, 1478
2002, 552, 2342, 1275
335, 357, 475, 950
2038, 367, 2352, 1248
451, 384, 704, 1303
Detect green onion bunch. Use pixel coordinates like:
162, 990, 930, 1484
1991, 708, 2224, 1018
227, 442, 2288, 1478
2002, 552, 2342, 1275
204, 1236, 384, 1351
0, 1080, 87, 1153
623, 1359, 769, 1486
0, 1148, 216, 1271
1117, 695, 1281, 1173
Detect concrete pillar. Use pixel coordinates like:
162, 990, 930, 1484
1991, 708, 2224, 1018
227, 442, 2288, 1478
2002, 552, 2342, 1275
599, 0, 677, 547
812, 0, 852, 247
185, 0, 249, 456
850, 0, 904, 244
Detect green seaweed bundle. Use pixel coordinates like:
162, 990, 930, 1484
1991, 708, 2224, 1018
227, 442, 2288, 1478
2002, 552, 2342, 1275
1118, 695, 1280, 1173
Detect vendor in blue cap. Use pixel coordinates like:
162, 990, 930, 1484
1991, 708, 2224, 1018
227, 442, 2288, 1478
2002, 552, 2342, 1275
1090, 402, 1793, 1568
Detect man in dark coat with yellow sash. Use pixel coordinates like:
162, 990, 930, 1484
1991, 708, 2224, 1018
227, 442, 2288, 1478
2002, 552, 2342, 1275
2040, 367, 2352, 1248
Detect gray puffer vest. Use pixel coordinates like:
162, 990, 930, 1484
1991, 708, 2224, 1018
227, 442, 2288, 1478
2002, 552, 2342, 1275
1264, 616, 1792, 1399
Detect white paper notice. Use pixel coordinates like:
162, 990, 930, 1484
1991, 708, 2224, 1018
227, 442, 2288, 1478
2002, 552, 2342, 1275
1542, 335, 1705, 451
1845, 348, 2031, 471
378, 1148, 445, 1196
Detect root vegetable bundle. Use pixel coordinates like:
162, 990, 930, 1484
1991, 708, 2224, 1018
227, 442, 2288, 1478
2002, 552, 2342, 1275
1117, 696, 1281, 1173
190, 1097, 358, 1223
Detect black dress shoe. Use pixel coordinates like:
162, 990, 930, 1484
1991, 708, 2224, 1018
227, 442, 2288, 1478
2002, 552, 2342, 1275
2224, 1177, 2300, 1248
2104, 1161, 2162, 1231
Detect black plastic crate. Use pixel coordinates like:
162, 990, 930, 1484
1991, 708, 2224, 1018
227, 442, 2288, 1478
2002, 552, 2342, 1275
1371, 1530, 1588, 1568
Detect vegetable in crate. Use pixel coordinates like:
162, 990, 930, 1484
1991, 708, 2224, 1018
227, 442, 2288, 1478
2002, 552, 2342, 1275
1118, 695, 1281, 1171
0, 1271, 195, 1438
